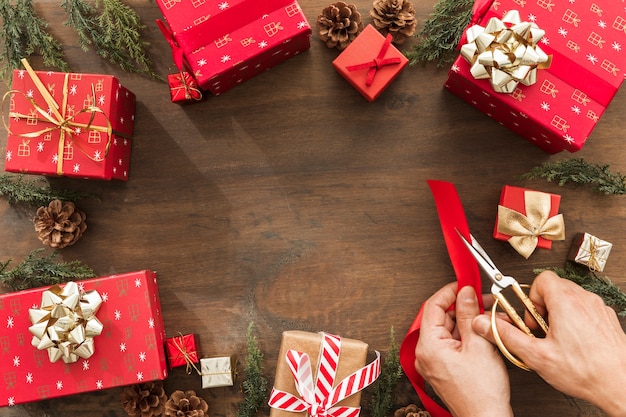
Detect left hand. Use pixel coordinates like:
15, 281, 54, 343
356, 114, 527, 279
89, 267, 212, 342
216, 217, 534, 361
414, 283, 513, 417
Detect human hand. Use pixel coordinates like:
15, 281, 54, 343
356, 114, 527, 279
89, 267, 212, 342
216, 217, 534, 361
473, 271, 626, 417
415, 283, 513, 417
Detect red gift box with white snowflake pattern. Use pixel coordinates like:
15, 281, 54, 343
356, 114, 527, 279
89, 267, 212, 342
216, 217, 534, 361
4, 66, 134, 180
0, 270, 167, 407
156, 0, 311, 96
445, 0, 626, 154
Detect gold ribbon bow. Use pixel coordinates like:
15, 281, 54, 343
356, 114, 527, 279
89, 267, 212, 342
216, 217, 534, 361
460, 10, 552, 93
28, 281, 103, 363
497, 190, 565, 258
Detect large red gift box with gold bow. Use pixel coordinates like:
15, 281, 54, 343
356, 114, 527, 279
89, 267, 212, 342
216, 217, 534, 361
0, 270, 167, 407
4, 62, 134, 180
156, 0, 311, 96
445, 0, 626, 154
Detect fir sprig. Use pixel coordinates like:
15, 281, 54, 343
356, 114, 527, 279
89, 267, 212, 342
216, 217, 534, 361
534, 263, 626, 317
370, 327, 404, 417
0, 0, 69, 82
0, 173, 99, 208
0, 248, 96, 291
405, 0, 473, 66
237, 322, 269, 417
521, 158, 626, 195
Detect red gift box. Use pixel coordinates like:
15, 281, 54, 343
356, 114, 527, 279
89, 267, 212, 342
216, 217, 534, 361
4, 60, 135, 180
156, 0, 311, 96
0, 270, 167, 407
333, 25, 408, 102
493, 185, 564, 258
445, 0, 626, 154
168, 72, 204, 104
165, 333, 201, 371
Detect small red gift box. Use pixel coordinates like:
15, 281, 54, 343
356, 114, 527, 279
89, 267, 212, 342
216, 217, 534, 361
4, 60, 134, 180
168, 72, 203, 104
333, 25, 408, 102
165, 333, 201, 371
493, 185, 565, 258
156, 0, 311, 96
445, 0, 626, 154
0, 270, 167, 407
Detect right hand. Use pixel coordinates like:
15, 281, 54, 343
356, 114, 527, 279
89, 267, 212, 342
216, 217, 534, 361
472, 271, 626, 417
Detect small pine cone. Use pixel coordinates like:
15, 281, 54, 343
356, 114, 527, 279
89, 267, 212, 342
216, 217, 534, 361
164, 390, 209, 417
370, 0, 417, 45
394, 404, 431, 417
121, 381, 167, 417
317, 2, 364, 50
33, 199, 87, 249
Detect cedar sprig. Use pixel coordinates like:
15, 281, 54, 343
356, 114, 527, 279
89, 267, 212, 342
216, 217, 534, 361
370, 327, 404, 417
521, 158, 626, 195
62, 0, 102, 53
405, 0, 473, 66
237, 322, 269, 417
0, 248, 96, 291
0, 173, 99, 208
534, 263, 626, 317
0, 0, 69, 82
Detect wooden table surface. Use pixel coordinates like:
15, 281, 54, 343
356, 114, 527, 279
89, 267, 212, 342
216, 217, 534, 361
1, 1, 624, 416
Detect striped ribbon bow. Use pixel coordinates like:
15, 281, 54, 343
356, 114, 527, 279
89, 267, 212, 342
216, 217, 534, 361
268, 333, 381, 417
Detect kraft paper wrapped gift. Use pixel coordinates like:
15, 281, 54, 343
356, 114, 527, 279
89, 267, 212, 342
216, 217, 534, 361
0, 270, 167, 407
567, 232, 612, 272
445, 0, 626, 154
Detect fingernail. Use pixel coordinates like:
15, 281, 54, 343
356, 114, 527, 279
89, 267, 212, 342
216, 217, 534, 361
458, 286, 476, 303
473, 315, 490, 336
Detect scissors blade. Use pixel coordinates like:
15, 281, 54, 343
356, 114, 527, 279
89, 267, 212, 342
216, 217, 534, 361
455, 229, 508, 290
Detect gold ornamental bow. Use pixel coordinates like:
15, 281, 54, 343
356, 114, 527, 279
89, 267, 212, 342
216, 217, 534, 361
28, 281, 103, 363
497, 190, 565, 259
460, 10, 552, 93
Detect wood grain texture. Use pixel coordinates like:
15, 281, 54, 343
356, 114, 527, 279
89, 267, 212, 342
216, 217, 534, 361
1, 1, 624, 416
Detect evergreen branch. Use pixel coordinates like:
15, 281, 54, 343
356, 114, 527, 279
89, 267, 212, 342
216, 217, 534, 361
0, 248, 96, 291
534, 263, 626, 317
521, 158, 626, 195
0, 173, 99, 207
370, 327, 404, 417
405, 0, 473, 66
0, 0, 69, 82
62, 0, 100, 53
237, 322, 269, 417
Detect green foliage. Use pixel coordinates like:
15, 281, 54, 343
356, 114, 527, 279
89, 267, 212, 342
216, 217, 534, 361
237, 322, 269, 417
0, 248, 96, 291
0, 0, 69, 82
370, 327, 404, 417
535, 263, 626, 317
521, 158, 626, 195
405, 0, 473, 66
0, 173, 99, 208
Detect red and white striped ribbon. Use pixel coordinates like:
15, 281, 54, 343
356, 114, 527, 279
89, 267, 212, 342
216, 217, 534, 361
268, 332, 381, 417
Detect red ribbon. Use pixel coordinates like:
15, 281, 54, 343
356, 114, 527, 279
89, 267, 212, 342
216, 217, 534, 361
456, 0, 496, 49
399, 180, 483, 417
345, 34, 402, 86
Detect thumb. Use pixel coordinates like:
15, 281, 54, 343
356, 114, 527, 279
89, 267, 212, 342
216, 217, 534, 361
472, 314, 537, 366
455, 286, 480, 337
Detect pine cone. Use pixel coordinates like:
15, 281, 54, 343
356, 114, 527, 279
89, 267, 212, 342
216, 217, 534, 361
370, 0, 417, 45
317, 2, 363, 50
33, 199, 87, 249
121, 381, 167, 417
164, 390, 209, 417
394, 404, 431, 417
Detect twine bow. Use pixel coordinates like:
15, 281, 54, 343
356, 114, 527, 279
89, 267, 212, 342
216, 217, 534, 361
268, 333, 381, 417
170, 333, 201, 375
171, 72, 203, 101
460, 10, 551, 93
497, 190, 565, 259
346, 34, 402, 86
28, 281, 103, 364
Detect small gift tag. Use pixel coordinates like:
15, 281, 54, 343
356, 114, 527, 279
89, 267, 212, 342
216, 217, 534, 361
168, 72, 203, 104
567, 232, 612, 272
200, 356, 235, 388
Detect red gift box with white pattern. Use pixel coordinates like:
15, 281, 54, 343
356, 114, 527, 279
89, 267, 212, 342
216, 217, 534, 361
156, 0, 311, 96
445, 0, 626, 154
4, 65, 134, 180
0, 270, 167, 407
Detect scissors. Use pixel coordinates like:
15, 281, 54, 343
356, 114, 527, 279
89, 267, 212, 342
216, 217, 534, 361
456, 230, 549, 371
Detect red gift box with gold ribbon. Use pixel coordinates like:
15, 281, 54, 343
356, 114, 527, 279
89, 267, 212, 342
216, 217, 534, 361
0, 270, 167, 407
445, 0, 626, 153
156, 0, 311, 96
3, 61, 134, 180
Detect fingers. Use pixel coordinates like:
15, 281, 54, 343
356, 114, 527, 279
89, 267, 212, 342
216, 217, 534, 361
472, 314, 538, 368
420, 282, 458, 331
